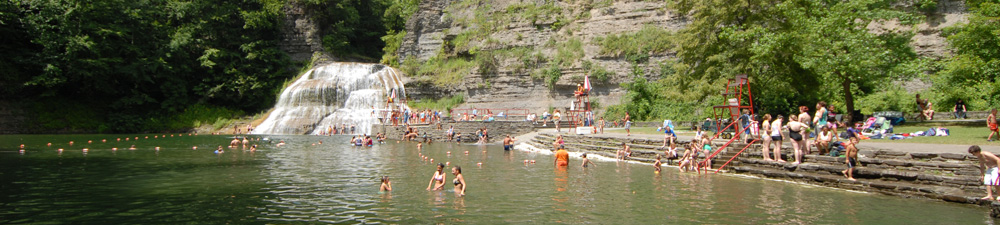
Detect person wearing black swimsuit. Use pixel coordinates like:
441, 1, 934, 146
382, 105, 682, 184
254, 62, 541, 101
452, 166, 466, 196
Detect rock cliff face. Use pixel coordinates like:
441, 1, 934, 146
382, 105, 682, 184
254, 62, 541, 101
398, 0, 686, 112
279, 2, 325, 63
395, 0, 967, 113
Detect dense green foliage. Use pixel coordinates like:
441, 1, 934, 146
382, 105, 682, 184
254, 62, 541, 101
934, 1, 1000, 111
305, 0, 417, 60
610, 0, 927, 123
1, 0, 421, 133
3, 0, 292, 132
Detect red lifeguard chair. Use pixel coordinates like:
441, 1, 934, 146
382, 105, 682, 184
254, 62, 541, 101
702, 74, 757, 173
568, 76, 593, 132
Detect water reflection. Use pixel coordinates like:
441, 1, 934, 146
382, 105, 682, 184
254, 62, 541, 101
0, 134, 993, 224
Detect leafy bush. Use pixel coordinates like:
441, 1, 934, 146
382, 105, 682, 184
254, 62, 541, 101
544, 63, 563, 89
408, 94, 466, 115
594, 25, 673, 61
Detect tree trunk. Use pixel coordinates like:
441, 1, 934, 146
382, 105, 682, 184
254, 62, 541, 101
840, 71, 855, 124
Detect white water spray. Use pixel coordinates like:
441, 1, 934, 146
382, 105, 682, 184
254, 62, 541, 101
252, 63, 408, 135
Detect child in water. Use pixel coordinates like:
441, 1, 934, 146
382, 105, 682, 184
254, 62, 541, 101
581, 153, 596, 168
654, 155, 662, 173
380, 176, 392, 192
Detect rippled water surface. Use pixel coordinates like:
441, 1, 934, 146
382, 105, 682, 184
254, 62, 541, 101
0, 134, 993, 224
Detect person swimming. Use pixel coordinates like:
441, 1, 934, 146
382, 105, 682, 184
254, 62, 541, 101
427, 163, 447, 191
380, 176, 392, 192
581, 153, 596, 168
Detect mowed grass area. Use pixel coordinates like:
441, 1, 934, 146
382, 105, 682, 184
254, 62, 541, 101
606, 124, 1000, 146
606, 127, 716, 138
861, 124, 1000, 146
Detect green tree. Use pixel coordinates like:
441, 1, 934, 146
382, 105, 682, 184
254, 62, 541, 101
935, 1, 1000, 110
658, 0, 921, 122
791, 0, 921, 122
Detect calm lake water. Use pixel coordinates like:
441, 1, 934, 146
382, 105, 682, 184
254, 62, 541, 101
0, 134, 993, 224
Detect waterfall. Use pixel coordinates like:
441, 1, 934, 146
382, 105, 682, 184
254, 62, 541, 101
252, 62, 408, 135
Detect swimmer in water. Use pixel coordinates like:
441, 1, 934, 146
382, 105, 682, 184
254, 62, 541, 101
452, 166, 466, 196
128, 145, 136, 150
215, 146, 224, 154
554, 145, 569, 167
503, 135, 515, 151
249, 145, 257, 151
380, 176, 392, 192
230, 138, 240, 148
654, 155, 662, 173
277, 141, 286, 147
426, 163, 447, 191
581, 153, 596, 168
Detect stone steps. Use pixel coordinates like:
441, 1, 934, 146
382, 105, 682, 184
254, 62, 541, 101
729, 165, 987, 205
525, 131, 991, 205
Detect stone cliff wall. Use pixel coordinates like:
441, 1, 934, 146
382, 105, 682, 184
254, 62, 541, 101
398, 0, 687, 113
279, 2, 328, 64
397, 0, 968, 113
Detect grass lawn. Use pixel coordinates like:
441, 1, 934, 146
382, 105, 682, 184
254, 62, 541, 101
606, 127, 719, 137
608, 124, 1000, 146
861, 124, 1000, 146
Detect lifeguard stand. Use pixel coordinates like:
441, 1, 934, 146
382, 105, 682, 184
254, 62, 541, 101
568, 77, 594, 132
711, 74, 754, 138
702, 74, 757, 174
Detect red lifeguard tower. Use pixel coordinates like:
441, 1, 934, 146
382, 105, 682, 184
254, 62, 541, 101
702, 74, 757, 173
568, 76, 593, 133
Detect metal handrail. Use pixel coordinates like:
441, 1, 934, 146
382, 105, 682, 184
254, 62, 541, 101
699, 121, 743, 174
716, 139, 757, 174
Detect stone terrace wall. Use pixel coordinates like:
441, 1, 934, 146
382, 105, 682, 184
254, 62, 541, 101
376, 121, 535, 143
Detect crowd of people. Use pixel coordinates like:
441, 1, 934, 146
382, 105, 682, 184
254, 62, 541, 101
319, 124, 359, 135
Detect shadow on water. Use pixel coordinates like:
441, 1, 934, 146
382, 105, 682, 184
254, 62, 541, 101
0, 134, 994, 224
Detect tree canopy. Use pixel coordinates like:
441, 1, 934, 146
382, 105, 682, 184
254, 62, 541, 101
610, 0, 927, 123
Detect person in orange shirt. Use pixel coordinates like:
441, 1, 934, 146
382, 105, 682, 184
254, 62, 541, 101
554, 145, 570, 167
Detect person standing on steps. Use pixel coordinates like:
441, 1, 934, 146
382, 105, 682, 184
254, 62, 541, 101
787, 114, 807, 165
842, 137, 860, 181
798, 106, 812, 155
771, 115, 785, 162
970, 145, 1000, 200
761, 114, 774, 161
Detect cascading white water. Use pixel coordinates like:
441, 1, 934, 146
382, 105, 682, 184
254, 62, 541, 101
252, 62, 408, 135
